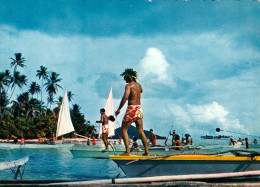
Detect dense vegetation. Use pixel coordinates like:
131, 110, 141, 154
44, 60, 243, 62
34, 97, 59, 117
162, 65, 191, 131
0, 53, 95, 139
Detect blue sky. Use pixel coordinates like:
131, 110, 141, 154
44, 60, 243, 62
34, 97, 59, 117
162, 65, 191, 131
0, 0, 260, 138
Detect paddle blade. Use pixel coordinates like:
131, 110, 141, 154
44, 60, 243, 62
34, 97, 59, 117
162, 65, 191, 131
108, 115, 115, 122
216, 128, 221, 132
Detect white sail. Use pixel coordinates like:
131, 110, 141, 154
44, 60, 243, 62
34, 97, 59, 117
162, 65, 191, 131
105, 88, 115, 137
98, 88, 115, 138
56, 89, 75, 139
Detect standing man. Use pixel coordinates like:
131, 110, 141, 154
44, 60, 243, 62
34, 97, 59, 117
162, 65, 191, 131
115, 68, 149, 156
96, 108, 109, 152
170, 130, 177, 146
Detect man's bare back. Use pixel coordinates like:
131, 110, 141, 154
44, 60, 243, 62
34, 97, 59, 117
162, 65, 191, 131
126, 81, 142, 106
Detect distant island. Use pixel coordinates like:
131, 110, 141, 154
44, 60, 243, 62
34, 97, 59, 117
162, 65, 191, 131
201, 135, 232, 139
107, 125, 166, 139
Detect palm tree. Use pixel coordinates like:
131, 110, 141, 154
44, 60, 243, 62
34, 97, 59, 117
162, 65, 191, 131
36, 66, 48, 114
10, 53, 26, 74
47, 94, 54, 110
67, 91, 74, 102
44, 72, 62, 109
72, 104, 81, 114
0, 70, 12, 93
0, 72, 8, 93
1, 71, 27, 120
9, 71, 27, 100
56, 96, 63, 107
0, 91, 8, 117
27, 98, 41, 118
28, 82, 40, 98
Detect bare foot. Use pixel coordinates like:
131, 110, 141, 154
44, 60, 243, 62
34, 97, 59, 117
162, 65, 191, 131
102, 149, 108, 152
142, 152, 149, 156
120, 152, 131, 156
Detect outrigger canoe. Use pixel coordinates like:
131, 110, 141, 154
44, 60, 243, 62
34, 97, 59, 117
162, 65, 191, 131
110, 150, 260, 178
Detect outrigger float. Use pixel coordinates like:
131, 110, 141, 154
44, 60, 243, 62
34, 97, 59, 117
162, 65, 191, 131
0, 156, 29, 180
70, 145, 202, 158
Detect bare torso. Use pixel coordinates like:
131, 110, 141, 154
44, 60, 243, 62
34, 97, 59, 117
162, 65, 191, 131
101, 114, 108, 125
127, 81, 142, 106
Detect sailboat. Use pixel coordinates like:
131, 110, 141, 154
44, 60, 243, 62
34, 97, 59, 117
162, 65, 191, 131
70, 88, 119, 158
54, 89, 75, 145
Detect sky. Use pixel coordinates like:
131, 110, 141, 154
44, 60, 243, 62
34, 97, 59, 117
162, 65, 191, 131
0, 0, 260, 139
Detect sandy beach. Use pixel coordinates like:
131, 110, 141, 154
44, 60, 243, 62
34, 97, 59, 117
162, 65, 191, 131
0, 138, 92, 144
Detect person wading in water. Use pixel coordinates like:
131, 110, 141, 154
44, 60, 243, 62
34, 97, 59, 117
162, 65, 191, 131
115, 68, 149, 156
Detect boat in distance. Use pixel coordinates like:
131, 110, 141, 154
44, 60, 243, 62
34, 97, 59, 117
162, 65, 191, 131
110, 151, 260, 177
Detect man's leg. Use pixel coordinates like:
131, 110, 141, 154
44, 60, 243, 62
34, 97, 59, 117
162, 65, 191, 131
135, 119, 149, 156
104, 133, 109, 149
121, 121, 131, 155
102, 133, 108, 151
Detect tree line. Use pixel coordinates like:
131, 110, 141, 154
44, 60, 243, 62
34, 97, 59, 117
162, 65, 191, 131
0, 53, 94, 139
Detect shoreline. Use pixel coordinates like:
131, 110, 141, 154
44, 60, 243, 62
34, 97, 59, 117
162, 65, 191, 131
0, 138, 96, 144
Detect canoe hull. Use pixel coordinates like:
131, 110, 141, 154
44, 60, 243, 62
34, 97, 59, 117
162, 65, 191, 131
110, 155, 260, 177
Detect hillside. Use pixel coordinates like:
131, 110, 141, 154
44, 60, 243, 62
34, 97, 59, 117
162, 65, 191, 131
109, 125, 166, 139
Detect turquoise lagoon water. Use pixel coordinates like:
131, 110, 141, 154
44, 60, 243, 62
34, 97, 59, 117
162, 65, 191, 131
0, 139, 257, 181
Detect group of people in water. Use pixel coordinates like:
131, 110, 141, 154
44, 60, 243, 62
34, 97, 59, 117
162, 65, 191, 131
230, 137, 258, 149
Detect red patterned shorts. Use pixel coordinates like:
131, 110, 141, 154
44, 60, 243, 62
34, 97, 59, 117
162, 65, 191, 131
123, 105, 143, 122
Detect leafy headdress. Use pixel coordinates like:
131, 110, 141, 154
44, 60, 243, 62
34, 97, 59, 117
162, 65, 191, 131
120, 68, 138, 82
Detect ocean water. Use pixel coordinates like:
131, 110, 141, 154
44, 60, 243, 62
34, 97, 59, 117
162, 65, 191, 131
0, 139, 258, 181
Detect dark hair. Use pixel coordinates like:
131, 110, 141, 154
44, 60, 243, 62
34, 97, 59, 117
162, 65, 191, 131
100, 108, 105, 112
150, 129, 153, 132
120, 68, 138, 82
133, 137, 137, 141
175, 135, 180, 140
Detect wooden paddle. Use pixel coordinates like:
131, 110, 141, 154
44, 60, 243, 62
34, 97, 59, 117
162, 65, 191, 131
164, 124, 174, 146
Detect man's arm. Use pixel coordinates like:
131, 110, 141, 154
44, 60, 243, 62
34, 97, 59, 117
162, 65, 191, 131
96, 114, 104, 123
115, 84, 130, 116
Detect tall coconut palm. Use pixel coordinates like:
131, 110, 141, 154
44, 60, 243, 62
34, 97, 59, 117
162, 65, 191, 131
1, 71, 27, 120
44, 72, 62, 110
47, 94, 54, 110
36, 66, 48, 114
36, 66, 48, 97
9, 71, 27, 100
10, 53, 26, 74
28, 82, 40, 98
0, 91, 8, 117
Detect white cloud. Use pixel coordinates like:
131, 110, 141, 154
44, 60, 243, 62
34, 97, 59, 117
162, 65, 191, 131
187, 101, 229, 124
139, 47, 172, 84
165, 101, 248, 137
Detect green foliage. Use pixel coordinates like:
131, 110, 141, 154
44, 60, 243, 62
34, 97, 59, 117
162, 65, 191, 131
0, 53, 94, 139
